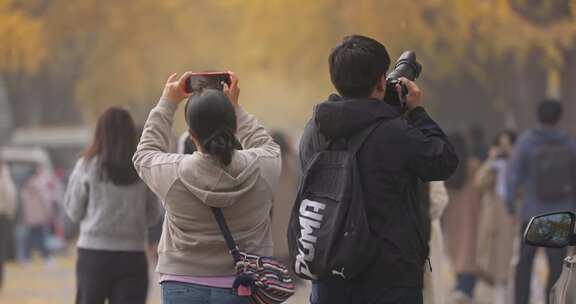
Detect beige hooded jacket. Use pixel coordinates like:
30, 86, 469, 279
133, 98, 281, 276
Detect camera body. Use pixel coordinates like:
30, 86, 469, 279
384, 51, 422, 109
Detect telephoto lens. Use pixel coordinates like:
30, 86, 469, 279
384, 51, 422, 109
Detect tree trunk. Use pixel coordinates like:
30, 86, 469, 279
5, 65, 84, 128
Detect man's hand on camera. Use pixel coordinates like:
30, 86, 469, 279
162, 72, 192, 105
396, 77, 423, 111
223, 72, 240, 108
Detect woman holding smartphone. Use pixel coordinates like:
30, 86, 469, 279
65, 107, 162, 304
133, 72, 281, 304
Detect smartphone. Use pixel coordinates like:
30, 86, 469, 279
184, 72, 231, 94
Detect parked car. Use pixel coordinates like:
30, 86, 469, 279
524, 211, 576, 304
9, 126, 90, 170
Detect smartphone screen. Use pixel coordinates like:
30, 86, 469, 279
185, 72, 231, 93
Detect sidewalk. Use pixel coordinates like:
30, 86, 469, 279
0, 256, 75, 304
0, 253, 310, 304
0, 251, 547, 304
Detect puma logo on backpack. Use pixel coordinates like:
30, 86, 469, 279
331, 267, 346, 279
294, 199, 326, 279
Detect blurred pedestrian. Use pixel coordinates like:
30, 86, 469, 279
48, 169, 67, 253
474, 130, 517, 303
423, 181, 449, 304
133, 73, 281, 304
0, 160, 16, 290
269, 131, 299, 266
443, 132, 483, 303
507, 99, 576, 304
469, 124, 488, 161
64, 107, 162, 304
20, 165, 54, 263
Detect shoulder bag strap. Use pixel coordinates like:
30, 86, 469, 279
210, 207, 241, 263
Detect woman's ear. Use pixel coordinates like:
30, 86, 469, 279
188, 129, 202, 152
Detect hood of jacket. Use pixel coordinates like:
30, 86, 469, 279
314, 94, 402, 139
177, 152, 261, 208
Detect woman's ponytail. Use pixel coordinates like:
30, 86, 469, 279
202, 128, 237, 166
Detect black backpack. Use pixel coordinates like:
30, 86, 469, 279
532, 139, 575, 201
287, 121, 384, 281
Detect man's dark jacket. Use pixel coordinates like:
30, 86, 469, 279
299, 95, 458, 289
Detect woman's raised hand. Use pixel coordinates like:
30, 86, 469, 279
223, 72, 240, 108
162, 72, 192, 104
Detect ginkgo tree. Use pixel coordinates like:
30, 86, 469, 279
230, 0, 576, 130
0, 0, 44, 73
2, 0, 576, 133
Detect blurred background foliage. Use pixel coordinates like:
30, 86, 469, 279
1, 0, 576, 135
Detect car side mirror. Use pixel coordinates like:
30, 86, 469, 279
524, 211, 576, 248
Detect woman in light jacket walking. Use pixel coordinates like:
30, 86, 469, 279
474, 131, 517, 304
133, 72, 281, 304
424, 181, 450, 304
65, 107, 162, 304
443, 132, 483, 303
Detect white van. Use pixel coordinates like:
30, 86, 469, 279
0, 146, 53, 188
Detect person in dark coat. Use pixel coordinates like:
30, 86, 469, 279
299, 35, 458, 304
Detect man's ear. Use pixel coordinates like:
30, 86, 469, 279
370, 75, 387, 99
376, 75, 387, 93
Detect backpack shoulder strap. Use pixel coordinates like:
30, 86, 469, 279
347, 119, 391, 155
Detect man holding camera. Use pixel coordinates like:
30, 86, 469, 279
299, 35, 458, 304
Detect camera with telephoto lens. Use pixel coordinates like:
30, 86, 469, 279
384, 51, 422, 109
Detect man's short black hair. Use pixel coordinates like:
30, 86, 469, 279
329, 35, 391, 98
538, 99, 563, 125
